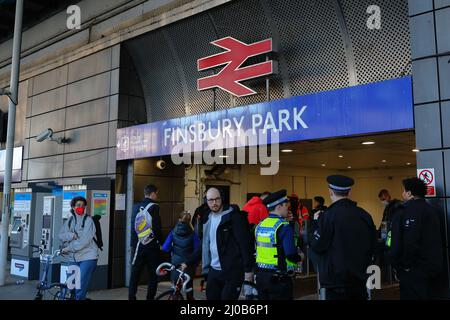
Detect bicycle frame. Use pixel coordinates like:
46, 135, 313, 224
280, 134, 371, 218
31, 245, 72, 300
156, 262, 192, 299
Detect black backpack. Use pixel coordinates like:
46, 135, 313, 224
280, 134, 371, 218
68, 214, 103, 251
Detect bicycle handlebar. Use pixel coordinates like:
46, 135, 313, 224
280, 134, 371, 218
155, 262, 192, 293
156, 262, 175, 274
31, 244, 64, 261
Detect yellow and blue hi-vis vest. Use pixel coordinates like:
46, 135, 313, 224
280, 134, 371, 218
255, 216, 297, 272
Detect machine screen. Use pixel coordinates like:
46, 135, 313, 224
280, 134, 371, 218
42, 215, 51, 229
12, 218, 21, 231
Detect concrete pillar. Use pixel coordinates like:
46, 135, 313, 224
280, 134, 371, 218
409, 0, 450, 297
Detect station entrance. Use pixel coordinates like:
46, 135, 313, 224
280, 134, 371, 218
127, 130, 416, 293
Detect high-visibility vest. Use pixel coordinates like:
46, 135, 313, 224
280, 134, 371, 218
386, 230, 392, 248
255, 216, 297, 271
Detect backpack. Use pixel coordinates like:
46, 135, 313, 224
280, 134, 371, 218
91, 215, 104, 251
68, 213, 103, 251
131, 202, 156, 265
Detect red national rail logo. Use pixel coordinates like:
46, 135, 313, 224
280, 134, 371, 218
197, 37, 273, 97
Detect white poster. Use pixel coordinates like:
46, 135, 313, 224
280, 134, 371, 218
115, 194, 126, 211
10, 259, 29, 278
43, 197, 54, 215
60, 265, 68, 284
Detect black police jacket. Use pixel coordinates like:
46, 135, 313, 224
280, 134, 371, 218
311, 198, 377, 288
388, 198, 443, 278
187, 204, 255, 276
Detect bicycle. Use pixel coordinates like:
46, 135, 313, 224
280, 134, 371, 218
155, 262, 192, 300
31, 244, 75, 300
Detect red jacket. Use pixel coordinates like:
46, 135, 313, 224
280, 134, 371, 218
243, 196, 269, 226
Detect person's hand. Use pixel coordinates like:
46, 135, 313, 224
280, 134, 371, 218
244, 272, 254, 282
313, 211, 322, 220
180, 263, 188, 271
244, 283, 254, 297
299, 250, 305, 261
61, 247, 70, 254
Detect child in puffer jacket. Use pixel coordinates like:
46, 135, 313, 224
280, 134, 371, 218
161, 211, 200, 300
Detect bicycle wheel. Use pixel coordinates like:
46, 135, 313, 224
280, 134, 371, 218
53, 291, 64, 300
155, 289, 184, 300
53, 286, 74, 300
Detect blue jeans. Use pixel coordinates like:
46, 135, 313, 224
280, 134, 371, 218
69, 259, 97, 300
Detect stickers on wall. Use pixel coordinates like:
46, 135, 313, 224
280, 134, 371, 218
417, 168, 436, 197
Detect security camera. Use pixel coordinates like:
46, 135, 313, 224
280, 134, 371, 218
36, 128, 53, 142
156, 159, 166, 170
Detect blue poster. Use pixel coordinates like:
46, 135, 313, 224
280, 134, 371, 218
116, 77, 413, 160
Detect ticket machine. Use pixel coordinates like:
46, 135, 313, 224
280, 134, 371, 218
10, 185, 53, 280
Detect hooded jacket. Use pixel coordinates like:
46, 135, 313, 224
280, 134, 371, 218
162, 221, 200, 266
243, 196, 269, 226
59, 212, 99, 262
187, 204, 254, 277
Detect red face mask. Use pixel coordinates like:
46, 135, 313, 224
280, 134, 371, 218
75, 207, 85, 216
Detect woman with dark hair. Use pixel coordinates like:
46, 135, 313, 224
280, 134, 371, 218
59, 196, 98, 300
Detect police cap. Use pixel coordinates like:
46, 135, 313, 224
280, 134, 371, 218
327, 175, 354, 192
263, 189, 288, 209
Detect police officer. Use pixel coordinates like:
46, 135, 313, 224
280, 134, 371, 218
255, 189, 301, 300
311, 175, 377, 300
387, 177, 443, 299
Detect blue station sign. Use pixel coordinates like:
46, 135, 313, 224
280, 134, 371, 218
116, 77, 413, 160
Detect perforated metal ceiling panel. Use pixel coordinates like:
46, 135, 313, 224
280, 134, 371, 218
123, 0, 412, 123
125, 30, 186, 122
340, 0, 412, 84
268, 0, 350, 95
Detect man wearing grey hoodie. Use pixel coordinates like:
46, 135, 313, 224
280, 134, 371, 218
59, 196, 99, 300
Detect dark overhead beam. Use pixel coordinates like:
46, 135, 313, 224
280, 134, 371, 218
0, 9, 15, 20
24, 1, 45, 12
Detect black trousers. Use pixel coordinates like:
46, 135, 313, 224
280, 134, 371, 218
128, 247, 160, 300
399, 269, 430, 300
256, 272, 293, 300
325, 285, 368, 300
206, 268, 243, 300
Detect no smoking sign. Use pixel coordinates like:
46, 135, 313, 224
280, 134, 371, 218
417, 168, 436, 197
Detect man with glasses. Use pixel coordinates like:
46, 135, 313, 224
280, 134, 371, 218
183, 187, 254, 300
